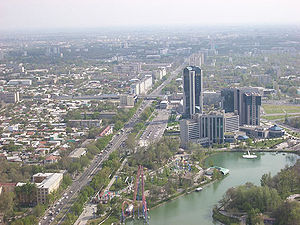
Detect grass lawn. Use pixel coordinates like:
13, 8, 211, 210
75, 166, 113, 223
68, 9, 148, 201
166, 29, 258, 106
262, 104, 300, 114
100, 215, 119, 225
261, 114, 300, 121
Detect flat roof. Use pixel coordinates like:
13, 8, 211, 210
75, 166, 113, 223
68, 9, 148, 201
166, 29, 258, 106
69, 148, 86, 158
36, 173, 63, 189
33, 173, 54, 179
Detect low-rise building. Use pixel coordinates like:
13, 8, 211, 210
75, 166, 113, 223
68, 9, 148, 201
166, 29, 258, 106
8, 79, 32, 86
69, 148, 87, 159
239, 125, 268, 139
0, 183, 17, 193
33, 173, 63, 204
120, 95, 135, 107
99, 112, 117, 119
160, 100, 168, 109
68, 119, 102, 128
99, 125, 113, 137
0, 91, 20, 103
268, 125, 285, 138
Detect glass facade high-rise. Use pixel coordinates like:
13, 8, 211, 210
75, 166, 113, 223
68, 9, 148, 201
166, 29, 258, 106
183, 66, 203, 117
179, 111, 238, 148
221, 88, 261, 126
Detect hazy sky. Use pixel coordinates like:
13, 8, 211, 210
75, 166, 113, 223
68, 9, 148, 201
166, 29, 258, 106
1, 0, 300, 30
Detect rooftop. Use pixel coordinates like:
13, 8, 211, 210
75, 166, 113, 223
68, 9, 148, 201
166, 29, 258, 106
69, 147, 86, 158
269, 124, 283, 131
35, 173, 63, 189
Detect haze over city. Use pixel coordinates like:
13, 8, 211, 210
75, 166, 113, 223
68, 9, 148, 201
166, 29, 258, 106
1, 0, 300, 30
0, 1, 300, 225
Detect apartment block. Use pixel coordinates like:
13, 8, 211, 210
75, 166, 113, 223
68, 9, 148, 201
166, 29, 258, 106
33, 173, 63, 204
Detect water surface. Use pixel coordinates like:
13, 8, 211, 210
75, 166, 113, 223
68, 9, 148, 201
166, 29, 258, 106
128, 152, 298, 225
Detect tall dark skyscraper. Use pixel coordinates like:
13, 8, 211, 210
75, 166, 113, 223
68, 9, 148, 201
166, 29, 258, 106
183, 66, 203, 117
221, 88, 261, 126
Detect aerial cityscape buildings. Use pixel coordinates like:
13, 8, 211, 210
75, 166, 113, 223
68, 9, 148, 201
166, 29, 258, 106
221, 87, 261, 126
0, 24, 298, 225
183, 66, 203, 117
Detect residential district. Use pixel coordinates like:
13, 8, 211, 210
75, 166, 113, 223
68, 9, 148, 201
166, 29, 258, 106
0, 26, 299, 225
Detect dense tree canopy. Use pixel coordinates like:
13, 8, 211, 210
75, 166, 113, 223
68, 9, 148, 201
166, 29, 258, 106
218, 160, 300, 225
222, 183, 282, 213
128, 137, 180, 170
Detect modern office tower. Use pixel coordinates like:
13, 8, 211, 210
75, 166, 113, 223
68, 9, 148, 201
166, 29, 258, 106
242, 92, 261, 126
180, 111, 228, 148
183, 66, 203, 117
221, 88, 236, 113
203, 91, 222, 106
198, 112, 224, 144
224, 113, 239, 133
180, 117, 203, 148
221, 88, 261, 126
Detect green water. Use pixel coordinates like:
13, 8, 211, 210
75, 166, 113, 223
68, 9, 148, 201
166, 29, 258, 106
127, 152, 299, 225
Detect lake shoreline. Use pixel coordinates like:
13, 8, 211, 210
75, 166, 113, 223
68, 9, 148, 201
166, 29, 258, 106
145, 152, 299, 225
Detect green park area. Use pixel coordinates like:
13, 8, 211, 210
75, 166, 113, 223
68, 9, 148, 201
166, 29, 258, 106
262, 104, 300, 114
261, 114, 300, 121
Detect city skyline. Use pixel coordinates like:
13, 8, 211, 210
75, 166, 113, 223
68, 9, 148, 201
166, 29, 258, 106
1, 0, 300, 31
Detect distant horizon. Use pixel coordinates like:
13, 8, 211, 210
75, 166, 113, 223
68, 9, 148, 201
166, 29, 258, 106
1, 0, 300, 32
1, 23, 300, 34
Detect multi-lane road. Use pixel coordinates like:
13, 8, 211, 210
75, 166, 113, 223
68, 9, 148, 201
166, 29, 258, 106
139, 109, 170, 147
41, 58, 188, 225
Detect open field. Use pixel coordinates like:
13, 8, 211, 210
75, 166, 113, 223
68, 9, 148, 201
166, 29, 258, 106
262, 104, 300, 114
261, 114, 300, 121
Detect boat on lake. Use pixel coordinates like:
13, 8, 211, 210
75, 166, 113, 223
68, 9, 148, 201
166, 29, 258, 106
195, 187, 203, 192
242, 151, 257, 159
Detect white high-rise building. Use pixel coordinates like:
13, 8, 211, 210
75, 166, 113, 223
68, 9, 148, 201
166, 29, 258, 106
130, 82, 140, 95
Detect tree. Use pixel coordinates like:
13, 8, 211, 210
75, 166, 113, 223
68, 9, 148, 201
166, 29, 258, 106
71, 202, 83, 216
221, 183, 281, 213
0, 192, 15, 216
66, 127, 72, 133
116, 120, 124, 131
273, 201, 300, 225
247, 208, 264, 225
15, 182, 37, 206
61, 174, 72, 189
260, 173, 272, 187
33, 204, 45, 217
97, 203, 106, 215
80, 155, 90, 168
88, 127, 100, 139
125, 133, 136, 150
86, 144, 100, 155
